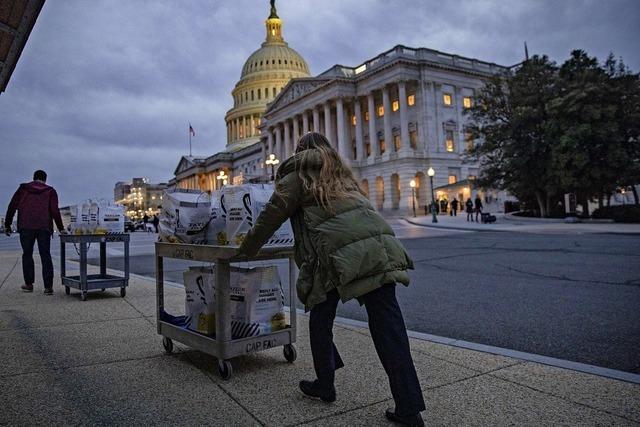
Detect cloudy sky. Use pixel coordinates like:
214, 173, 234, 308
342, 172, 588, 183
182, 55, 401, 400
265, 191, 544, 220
1, 0, 639, 206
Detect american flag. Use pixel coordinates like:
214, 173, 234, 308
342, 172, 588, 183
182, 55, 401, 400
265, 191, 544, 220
189, 123, 195, 136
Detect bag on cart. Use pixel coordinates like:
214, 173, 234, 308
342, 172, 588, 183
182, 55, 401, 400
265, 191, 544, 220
229, 266, 286, 338
222, 184, 294, 247
97, 200, 125, 233
69, 201, 91, 234
160, 189, 211, 244
206, 191, 227, 245
181, 266, 286, 338
183, 268, 216, 335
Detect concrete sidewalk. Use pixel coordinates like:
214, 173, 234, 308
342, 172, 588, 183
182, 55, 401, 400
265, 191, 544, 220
1, 251, 638, 426
404, 213, 640, 234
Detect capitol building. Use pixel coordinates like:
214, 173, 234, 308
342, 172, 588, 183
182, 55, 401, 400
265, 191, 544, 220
172, 1, 514, 214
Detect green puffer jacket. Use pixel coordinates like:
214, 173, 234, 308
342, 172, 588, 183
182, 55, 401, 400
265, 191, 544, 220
238, 150, 414, 311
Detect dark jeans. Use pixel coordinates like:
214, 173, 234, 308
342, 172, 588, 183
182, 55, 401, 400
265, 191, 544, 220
309, 284, 426, 416
19, 229, 53, 289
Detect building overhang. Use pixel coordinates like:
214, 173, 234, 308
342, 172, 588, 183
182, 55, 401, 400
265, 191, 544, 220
0, 0, 45, 94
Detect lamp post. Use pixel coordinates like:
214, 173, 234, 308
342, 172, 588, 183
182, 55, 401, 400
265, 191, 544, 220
265, 153, 280, 181
216, 170, 228, 188
409, 179, 417, 218
427, 167, 438, 223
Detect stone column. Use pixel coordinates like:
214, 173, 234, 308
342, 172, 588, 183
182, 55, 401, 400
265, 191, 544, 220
267, 129, 274, 154
354, 97, 364, 161
336, 97, 347, 160
367, 93, 377, 156
383, 176, 393, 211
324, 101, 332, 139
242, 116, 247, 139
293, 115, 300, 148
398, 80, 410, 152
313, 107, 320, 132
274, 125, 282, 161
284, 119, 292, 159
260, 140, 267, 176
250, 115, 255, 137
382, 86, 392, 152
302, 111, 309, 134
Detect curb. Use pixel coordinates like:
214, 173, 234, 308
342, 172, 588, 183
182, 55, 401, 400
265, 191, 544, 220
330, 313, 640, 385
403, 217, 504, 232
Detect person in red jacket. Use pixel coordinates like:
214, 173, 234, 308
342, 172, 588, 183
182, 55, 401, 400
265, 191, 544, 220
4, 170, 66, 294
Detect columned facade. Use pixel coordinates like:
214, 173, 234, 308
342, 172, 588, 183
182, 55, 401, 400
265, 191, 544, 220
259, 45, 511, 214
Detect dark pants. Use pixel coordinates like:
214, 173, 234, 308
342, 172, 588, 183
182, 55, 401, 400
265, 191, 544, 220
309, 284, 426, 416
19, 229, 53, 289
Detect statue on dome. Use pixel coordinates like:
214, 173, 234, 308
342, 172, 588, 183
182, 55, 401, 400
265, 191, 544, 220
269, 0, 278, 19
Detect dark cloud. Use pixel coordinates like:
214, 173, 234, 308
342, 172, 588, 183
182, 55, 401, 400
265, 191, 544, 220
1, 0, 638, 206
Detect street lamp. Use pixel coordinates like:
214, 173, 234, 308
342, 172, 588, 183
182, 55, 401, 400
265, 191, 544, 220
427, 167, 438, 223
409, 179, 417, 218
265, 153, 280, 181
216, 170, 228, 187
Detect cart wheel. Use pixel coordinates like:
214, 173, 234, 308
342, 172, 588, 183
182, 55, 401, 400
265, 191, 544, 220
120, 287, 126, 298
81, 292, 87, 301
283, 344, 297, 363
218, 360, 233, 380
162, 337, 173, 354
64, 286, 70, 295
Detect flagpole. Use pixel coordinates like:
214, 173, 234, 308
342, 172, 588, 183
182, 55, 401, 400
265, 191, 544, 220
189, 123, 192, 156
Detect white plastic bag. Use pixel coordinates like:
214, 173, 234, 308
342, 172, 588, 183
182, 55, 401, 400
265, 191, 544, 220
98, 201, 125, 233
229, 266, 286, 338
206, 190, 227, 245
159, 189, 211, 244
183, 268, 215, 335
69, 201, 91, 234
222, 184, 294, 247
181, 265, 286, 338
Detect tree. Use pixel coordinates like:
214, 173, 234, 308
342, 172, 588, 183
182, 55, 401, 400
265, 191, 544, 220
466, 55, 559, 217
547, 50, 634, 213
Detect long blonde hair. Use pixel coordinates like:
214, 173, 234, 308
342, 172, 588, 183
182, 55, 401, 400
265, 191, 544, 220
295, 132, 364, 212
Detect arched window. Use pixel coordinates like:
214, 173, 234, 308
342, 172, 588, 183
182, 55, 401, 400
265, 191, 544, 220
258, 88, 261, 99
251, 90, 254, 101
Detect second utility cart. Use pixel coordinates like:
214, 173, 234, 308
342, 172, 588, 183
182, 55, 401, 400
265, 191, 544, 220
155, 242, 298, 379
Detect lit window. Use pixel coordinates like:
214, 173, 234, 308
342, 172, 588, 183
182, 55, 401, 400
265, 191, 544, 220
463, 97, 472, 109
377, 106, 384, 117
446, 130, 455, 152
409, 130, 418, 149
380, 139, 386, 154
351, 115, 356, 126
365, 111, 370, 121
393, 135, 401, 151
443, 93, 452, 106
448, 175, 457, 184
408, 95, 415, 106
468, 175, 477, 180
392, 100, 399, 112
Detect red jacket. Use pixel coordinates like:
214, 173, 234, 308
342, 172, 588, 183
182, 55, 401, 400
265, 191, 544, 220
4, 181, 64, 232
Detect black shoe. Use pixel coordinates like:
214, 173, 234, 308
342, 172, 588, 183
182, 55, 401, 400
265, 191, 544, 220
385, 408, 424, 427
21, 284, 34, 292
299, 380, 336, 403
44, 288, 53, 295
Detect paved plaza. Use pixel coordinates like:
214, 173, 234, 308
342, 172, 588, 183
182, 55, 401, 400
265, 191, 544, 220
1, 238, 639, 425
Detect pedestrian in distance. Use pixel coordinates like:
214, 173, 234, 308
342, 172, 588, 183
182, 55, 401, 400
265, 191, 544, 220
4, 170, 66, 295
466, 198, 474, 222
152, 215, 160, 233
238, 132, 425, 427
451, 197, 458, 216
475, 195, 483, 222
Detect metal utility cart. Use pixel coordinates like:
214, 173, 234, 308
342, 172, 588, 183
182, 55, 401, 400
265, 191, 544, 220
60, 233, 130, 301
155, 242, 297, 380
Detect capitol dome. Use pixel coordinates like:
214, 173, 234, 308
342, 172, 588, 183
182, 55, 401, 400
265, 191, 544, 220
224, 1, 310, 150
